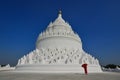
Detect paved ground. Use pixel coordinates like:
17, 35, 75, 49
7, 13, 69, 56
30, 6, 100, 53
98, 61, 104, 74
0, 71, 120, 80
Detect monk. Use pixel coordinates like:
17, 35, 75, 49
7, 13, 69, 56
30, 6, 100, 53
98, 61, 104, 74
82, 63, 88, 75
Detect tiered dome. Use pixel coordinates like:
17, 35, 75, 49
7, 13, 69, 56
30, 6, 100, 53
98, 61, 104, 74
36, 11, 82, 49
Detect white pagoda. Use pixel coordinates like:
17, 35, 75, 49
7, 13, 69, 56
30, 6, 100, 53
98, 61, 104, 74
16, 11, 102, 73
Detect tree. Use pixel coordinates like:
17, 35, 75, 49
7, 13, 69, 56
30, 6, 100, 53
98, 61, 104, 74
104, 64, 116, 69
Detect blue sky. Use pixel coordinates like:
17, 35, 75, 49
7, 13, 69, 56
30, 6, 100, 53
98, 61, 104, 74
0, 0, 120, 66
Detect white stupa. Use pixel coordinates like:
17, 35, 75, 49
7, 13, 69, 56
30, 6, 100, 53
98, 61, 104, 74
16, 11, 102, 73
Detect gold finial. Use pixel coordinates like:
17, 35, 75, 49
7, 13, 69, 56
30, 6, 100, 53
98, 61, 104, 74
58, 10, 62, 15
58, 10, 62, 17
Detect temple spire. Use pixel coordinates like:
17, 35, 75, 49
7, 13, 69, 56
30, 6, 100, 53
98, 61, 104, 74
52, 10, 66, 26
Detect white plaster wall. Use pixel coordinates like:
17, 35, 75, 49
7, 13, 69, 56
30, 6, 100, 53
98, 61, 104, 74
36, 36, 82, 50
16, 64, 102, 73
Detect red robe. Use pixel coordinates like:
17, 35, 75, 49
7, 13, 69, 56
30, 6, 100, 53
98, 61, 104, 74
82, 64, 88, 74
